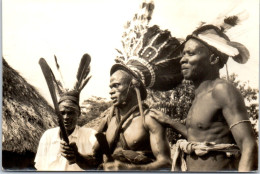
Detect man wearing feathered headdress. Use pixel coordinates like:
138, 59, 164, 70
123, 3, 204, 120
150, 13, 258, 171
35, 54, 101, 171
95, 63, 172, 170
91, 0, 184, 171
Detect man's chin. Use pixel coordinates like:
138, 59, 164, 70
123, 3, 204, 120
113, 102, 126, 107
113, 103, 120, 107
65, 127, 75, 134
183, 76, 191, 80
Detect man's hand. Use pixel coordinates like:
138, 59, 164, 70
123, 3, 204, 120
150, 109, 187, 137
60, 140, 78, 165
150, 109, 171, 126
103, 160, 130, 171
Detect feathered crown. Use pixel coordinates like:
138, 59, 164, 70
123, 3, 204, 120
52, 54, 92, 105
111, 0, 183, 100
186, 10, 250, 66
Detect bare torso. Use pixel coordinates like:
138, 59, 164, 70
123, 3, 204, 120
106, 114, 151, 152
185, 79, 238, 171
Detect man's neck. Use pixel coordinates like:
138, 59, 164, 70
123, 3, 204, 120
117, 100, 138, 116
194, 77, 219, 96
193, 70, 219, 89
66, 127, 76, 137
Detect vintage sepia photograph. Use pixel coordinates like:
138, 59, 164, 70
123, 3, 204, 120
2, 0, 259, 172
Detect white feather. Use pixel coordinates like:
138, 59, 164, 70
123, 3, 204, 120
198, 34, 239, 57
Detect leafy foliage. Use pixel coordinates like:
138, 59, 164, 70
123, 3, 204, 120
78, 96, 112, 126
146, 80, 195, 143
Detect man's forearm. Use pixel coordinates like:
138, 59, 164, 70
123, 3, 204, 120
75, 152, 101, 170
168, 121, 187, 138
238, 141, 257, 171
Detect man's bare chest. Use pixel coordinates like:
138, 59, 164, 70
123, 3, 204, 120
106, 116, 149, 150
186, 92, 221, 130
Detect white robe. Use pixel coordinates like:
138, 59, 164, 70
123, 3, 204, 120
34, 126, 97, 171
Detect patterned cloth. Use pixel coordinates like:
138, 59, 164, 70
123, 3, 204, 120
34, 126, 97, 171
171, 139, 240, 171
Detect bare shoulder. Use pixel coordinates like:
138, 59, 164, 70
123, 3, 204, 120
211, 78, 244, 106
144, 109, 164, 133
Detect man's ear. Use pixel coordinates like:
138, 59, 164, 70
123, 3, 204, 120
131, 78, 140, 88
209, 54, 220, 65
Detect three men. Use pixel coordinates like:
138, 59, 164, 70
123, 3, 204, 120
36, 1, 257, 171
151, 25, 257, 171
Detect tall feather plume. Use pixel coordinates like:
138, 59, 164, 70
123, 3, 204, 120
74, 53, 91, 92
50, 69, 63, 95
220, 10, 249, 33
120, 0, 154, 60
54, 55, 66, 91
113, 0, 183, 91
203, 5, 250, 64
210, 2, 249, 33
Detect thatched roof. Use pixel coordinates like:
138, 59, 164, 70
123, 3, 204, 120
2, 58, 57, 154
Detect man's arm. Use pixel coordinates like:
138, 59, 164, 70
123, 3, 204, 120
143, 113, 172, 170
149, 109, 187, 138
212, 81, 257, 172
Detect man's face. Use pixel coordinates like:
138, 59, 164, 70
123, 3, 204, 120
180, 39, 211, 81
109, 70, 131, 107
59, 101, 79, 134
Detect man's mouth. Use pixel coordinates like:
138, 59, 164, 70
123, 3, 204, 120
181, 65, 188, 70
181, 66, 189, 72
111, 97, 117, 103
64, 122, 70, 126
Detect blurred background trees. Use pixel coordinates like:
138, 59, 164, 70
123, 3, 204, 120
78, 96, 112, 126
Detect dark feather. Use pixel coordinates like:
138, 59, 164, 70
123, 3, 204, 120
54, 55, 60, 69
75, 54, 91, 89
224, 15, 239, 26
53, 55, 65, 88
79, 76, 92, 92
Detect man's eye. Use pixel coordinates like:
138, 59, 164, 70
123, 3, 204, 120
67, 111, 74, 115
60, 111, 74, 115
114, 84, 120, 88
188, 52, 194, 56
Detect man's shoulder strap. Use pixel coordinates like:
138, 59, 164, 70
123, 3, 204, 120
97, 106, 115, 133
142, 104, 150, 132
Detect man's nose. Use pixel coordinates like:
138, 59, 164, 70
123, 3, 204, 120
63, 113, 69, 120
109, 88, 115, 95
180, 54, 187, 64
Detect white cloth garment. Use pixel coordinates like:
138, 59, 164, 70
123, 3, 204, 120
171, 139, 240, 171
34, 126, 97, 171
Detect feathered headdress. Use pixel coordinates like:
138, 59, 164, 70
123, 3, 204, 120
186, 10, 250, 66
52, 53, 91, 105
111, 0, 183, 100
39, 53, 91, 143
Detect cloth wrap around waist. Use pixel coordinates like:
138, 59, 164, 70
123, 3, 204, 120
171, 139, 240, 171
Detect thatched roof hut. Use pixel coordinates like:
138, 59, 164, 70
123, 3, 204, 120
2, 58, 57, 170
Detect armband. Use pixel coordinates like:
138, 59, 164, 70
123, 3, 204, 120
229, 120, 251, 130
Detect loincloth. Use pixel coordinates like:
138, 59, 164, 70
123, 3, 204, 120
112, 149, 155, 164
171, 139, 240, 171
